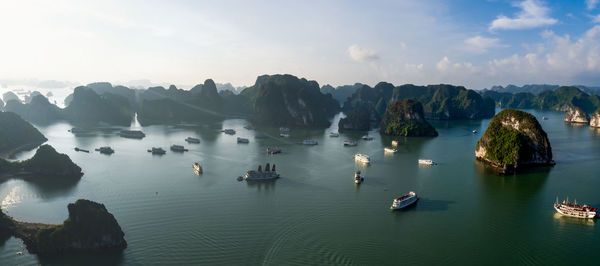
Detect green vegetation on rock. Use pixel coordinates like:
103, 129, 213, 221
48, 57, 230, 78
482, 86, 600, 114
380, 99, 438, 137
338, 105, 372, 131
0, 144, 82, 178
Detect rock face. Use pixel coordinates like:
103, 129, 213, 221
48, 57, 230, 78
591, 108, 600, 128
10, 199, 126, 255
0, 111, 47, 156
4, 95, 63, 124
564, 105, 590, 124
476, 109, 554, 173
338, 105, 373, 131
23, 145, 83, 178
380, 99, 438, 137
63, 87, 134, 126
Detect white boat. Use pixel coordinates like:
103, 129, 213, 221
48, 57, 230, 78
354, 171, 365, 184
391, 140, 399, 146
148, 147, 166, 155
119, 130, 146, 139
222, 129, 236, 135
362, 135, 373, 140
329, 132, 340, 137
343, 140, 357, 146
193, 162, 203, 174
302, 140, 318, 145
390, 191, 418, 210
384, 147, 398, 153
354, 153, 371, 164
280, 133, 290, 138
554, 197, 597, 219
244, 163, 280, 181
95, 146, 114, 155
170, 145, 188, 152
185, 137, 200, 144
237, 137, 250, 143
472, 130, 478, 134
542, 116, 548, 120
418, 159, 435, 165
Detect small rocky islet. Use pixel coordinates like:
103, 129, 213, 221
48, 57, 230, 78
475, 109, 555, 174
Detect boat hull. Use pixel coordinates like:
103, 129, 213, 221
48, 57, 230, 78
554, 204, 596, 219
390, 194, 418, 210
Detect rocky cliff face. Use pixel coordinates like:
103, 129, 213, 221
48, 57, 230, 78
476, 109, 554, 173
380, 99, 438, 137
23, 145, 83, 178
590, 108, 600, 128
0, 111, 47, 156
338, 105, 373, 131
564, 105, 590, 124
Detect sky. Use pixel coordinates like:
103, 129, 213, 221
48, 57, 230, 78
1, 0, 600, 90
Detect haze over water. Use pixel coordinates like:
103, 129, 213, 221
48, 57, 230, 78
0, 109, 598, 265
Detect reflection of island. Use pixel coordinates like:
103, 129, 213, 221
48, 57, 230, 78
0, 199, 127, 255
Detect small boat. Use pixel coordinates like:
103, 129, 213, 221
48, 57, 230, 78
170, 145, 188, 152
329, 132, 340, 137
354, 153, 371, 164
542, 116, 548, 120
354, 171, 365, 184
554, 197, 597, 219
244, 163, 280, 181
69, 128, 87, 134
119, 130, 146, 139
472, 130, 478, 134
16, 251, 23, 255
237, 137, 250, 143
74, 147, 90, 153
391, 140, 399, 146
302, 140, 318, 145
185, 137, 200, 144
362, 135, 373, 140
344, 140, 357, 146
418, 159, 435, 165
95, 146, 114, 155
384, 147, 398, 153
222, 129, 236, 135
267, 147, 281, 154
279, 127, 290, 132
148, 147, 166, 155
279, 133, 290, 138
193, 162, 203, 174
390, 191, 418, 210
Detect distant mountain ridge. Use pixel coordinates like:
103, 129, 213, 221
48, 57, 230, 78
485, 84, 600, 95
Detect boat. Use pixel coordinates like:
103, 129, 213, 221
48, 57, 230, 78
418, 159, 435, 165
237, 137, 250, 143
267, 147, 281, 154
384, 147, 398, 153
147, 147, 166, 155
74, 147, 90, 153
244, 124, 255, 130
185, 137, 200, 144
95, 146, 114, 155
222, 129, 236, 135
354, 153, 371, 164
344, 140, 357, 146
472, 130, 478, 134
244, 163, 280, 181
69, 128, 87, 134
329, 132, 340, 137
279, 133, 290, 138
542, 116, 548, 120
391, 140, 399, 146
119, 130, 145, 139
390, 191, 419, 210
170, 145, 188, 152
362, 135, 374, 140
554, 197, 597, 219
279, 127, 290, 132
193, 162, 203, 174
354, 171, 365, 184
302, 140, 318, 145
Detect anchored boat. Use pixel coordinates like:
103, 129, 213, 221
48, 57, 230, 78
418, 159, 435, 165
148, 147, 166, 155
244, 163, 280, 181
390, 191, 418, 210
222, 129, 236, 135
354, 153, 371, 164
384, 147, 398, 153
362, 135, 373, 140
170, 145, 188, 152
343, 140, 357, 146
193, 162, 203, 174
554, 197, 597, 219
119, 130, 145, 139
185, 137, 200, 144
95, 146, 114, 155
237, 137, 250, 143
329, 132, 340, 137
354, 171, 365, 184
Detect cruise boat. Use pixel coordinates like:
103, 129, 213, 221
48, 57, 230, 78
362, 135, 374, 140
354, 171, 365, 184
237, 137, 250, 143
279, 133, 290, 138
390, 191, 418, 210
222, 129, 236, 135
391, 140, 399, 146
384, 147, 398, 153
354, 153, 371, 164
170, 145, 188, 152
119, 130, 146, 139
267, 147, 281, 154
329, 132, 340, 137
418, 159, 435, 165
95, 146, 114, 155
343, 140, 357, 146
185, 137, 200, 144
193, 162, 203, 174
302, 140, 318, 145
147, 147, 166, 155
244, 163, 280, 181
554, 197, 597, 219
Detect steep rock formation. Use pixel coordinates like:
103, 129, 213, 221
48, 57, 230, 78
380, 99, 438, 137
476, 109, 554, 173
338, 105, 372, 131
591, 108, 600, 128
0, 111, 47, 157
0, 144, 82, 179
564, 105, 590, 124
3, 95, 63, 124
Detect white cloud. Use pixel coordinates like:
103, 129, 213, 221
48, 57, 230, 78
464, 35, 504, 53
347, 44, 379, 62
489, 0, 557, 31
436, 56, 451, 72
593, 14, 600, 23
587, 0, 599, 10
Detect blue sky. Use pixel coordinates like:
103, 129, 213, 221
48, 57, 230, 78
1, 0, 599, 90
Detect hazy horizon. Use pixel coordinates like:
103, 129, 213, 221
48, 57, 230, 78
2, 0, 600, 90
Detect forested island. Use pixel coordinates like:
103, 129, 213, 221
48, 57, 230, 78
0, 111, 47, 158
379, 99, 438, 137
0, 144, 83, 179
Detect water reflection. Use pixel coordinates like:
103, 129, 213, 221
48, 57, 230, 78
473, 160, 551, 197
0, 177, 79, 203
37, 250, 125, 266
552, 212, 596, 227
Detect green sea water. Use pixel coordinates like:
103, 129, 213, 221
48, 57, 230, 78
0, 109, 599, 265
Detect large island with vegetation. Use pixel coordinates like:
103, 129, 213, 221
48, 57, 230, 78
0, 144, 83, 179
380, 99, 438, 137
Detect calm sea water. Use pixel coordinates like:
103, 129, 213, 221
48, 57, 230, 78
0, 109, 599, 265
